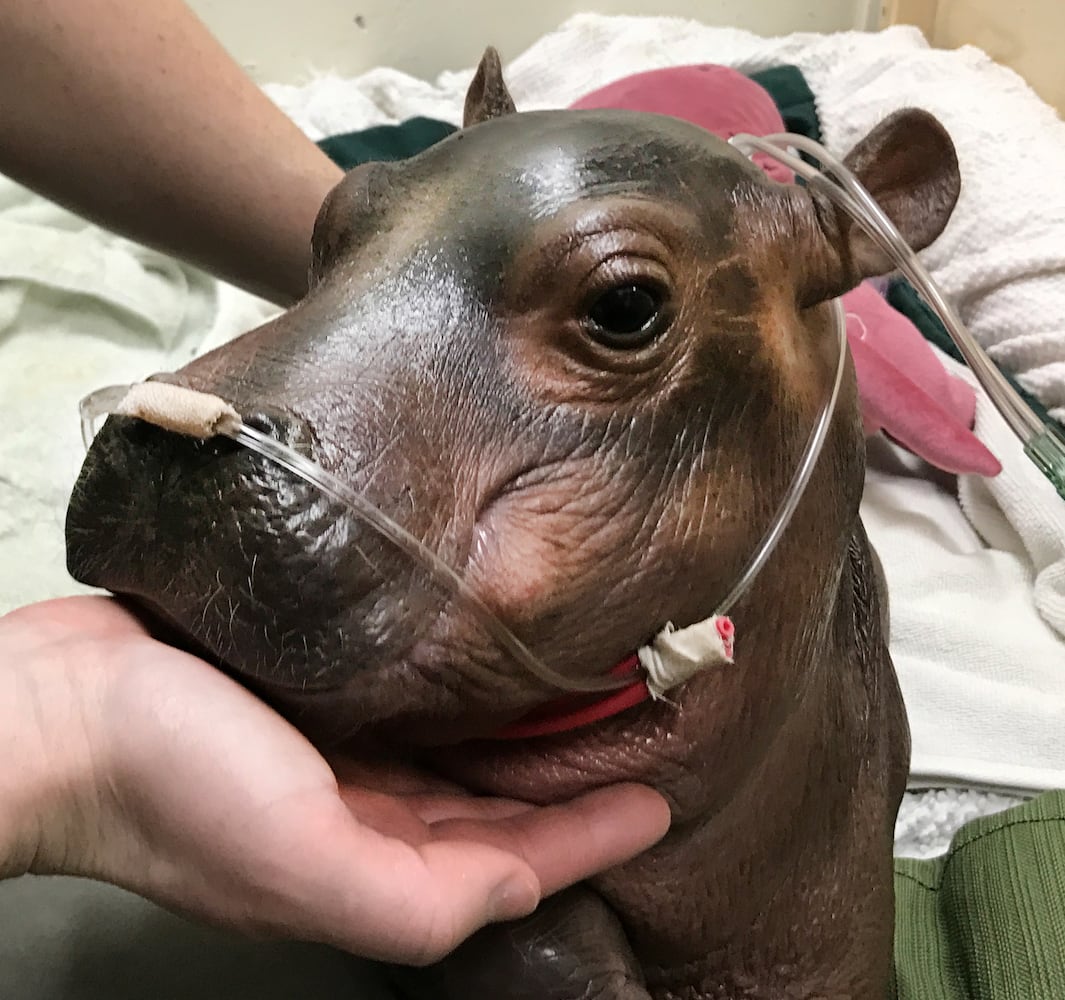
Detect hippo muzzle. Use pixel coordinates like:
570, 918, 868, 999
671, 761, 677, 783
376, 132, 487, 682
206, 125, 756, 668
66, 48, 962, 999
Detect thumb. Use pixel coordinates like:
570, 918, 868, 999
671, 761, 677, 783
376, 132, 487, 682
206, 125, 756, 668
428, 783, 672, 900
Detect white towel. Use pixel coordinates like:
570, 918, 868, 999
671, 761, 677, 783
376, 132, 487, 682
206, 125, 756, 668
862, 347, 1065, 794
893, 788, 1025, 858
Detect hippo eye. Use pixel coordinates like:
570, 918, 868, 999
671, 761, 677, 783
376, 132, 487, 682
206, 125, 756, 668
586, 283, 664, 348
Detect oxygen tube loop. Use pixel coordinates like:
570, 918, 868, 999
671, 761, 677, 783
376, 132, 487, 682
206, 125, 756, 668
78, 294, 845, 699
730, 131, 1065, 501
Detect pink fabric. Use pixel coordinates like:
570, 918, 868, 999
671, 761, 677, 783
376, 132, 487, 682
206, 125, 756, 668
844, 284, 998, 475
572, 65, 1000, 477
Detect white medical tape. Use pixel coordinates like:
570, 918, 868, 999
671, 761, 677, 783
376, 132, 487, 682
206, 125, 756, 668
114, 382, 241, 439
637, 615, 735, 700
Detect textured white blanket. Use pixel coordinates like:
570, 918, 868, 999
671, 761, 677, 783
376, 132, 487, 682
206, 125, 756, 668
2, 14, 1063, 849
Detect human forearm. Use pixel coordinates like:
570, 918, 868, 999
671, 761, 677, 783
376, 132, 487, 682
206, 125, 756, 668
0, 0, 343, 304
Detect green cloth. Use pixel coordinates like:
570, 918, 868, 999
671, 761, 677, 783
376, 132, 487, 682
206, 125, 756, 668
748, 65, 822, 142
893, 791, 1065, 999
317, 116, 457, 171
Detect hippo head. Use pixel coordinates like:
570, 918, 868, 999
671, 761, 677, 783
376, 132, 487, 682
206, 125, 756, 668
66, 54, 959, 806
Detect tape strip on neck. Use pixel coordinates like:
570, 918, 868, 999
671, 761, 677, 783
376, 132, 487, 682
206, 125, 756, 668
637, 615, 735, 700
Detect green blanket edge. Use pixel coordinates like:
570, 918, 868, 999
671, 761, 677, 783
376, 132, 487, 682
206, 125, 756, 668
893, 790, 1065, 1000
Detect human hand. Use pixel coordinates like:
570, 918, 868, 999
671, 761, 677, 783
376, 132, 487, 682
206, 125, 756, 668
0, 596, 670, 965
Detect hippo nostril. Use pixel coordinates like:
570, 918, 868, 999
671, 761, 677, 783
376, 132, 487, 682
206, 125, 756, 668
240, 407, 316, 456
131, 373, 316, 453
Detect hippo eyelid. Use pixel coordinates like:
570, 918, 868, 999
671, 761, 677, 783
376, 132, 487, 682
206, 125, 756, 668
556, 221, 673, 265
578, 252, 673, 301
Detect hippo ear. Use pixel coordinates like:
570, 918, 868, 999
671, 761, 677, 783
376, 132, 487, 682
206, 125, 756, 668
793, 109, 960, 305
463, 47, 517, 128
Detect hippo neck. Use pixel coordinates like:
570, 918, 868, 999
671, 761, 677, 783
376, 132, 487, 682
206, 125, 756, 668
598, 521, 907, 999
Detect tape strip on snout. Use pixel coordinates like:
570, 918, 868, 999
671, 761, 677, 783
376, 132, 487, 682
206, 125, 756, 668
114, 382, 241, 439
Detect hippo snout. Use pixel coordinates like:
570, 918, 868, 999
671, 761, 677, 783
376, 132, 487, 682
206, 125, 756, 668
66, 406, 452, 701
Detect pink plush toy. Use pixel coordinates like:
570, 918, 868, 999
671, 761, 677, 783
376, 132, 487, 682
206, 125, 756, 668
572, 65, 1000, 477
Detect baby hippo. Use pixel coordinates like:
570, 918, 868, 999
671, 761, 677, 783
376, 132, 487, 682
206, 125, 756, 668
66, 50, 961, 999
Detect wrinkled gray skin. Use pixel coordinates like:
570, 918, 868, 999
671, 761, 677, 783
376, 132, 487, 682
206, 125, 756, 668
66, 49, 962, 999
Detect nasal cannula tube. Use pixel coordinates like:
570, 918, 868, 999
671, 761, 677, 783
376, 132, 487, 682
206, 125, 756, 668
78, 253, 848, 694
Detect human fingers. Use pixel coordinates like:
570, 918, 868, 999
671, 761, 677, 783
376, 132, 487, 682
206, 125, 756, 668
243, 798, 541, 965
426, 782, 671, 898
323, 783, 669, 963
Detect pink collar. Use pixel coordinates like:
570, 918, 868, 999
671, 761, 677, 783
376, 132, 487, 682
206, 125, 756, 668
489, 656, 650, 740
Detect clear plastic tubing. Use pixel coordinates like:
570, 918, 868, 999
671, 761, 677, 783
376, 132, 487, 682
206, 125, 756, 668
78, 295, 846, 692
227, 421, 628, 693
730, 131, 1065, 501
716, 296, 847, 616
